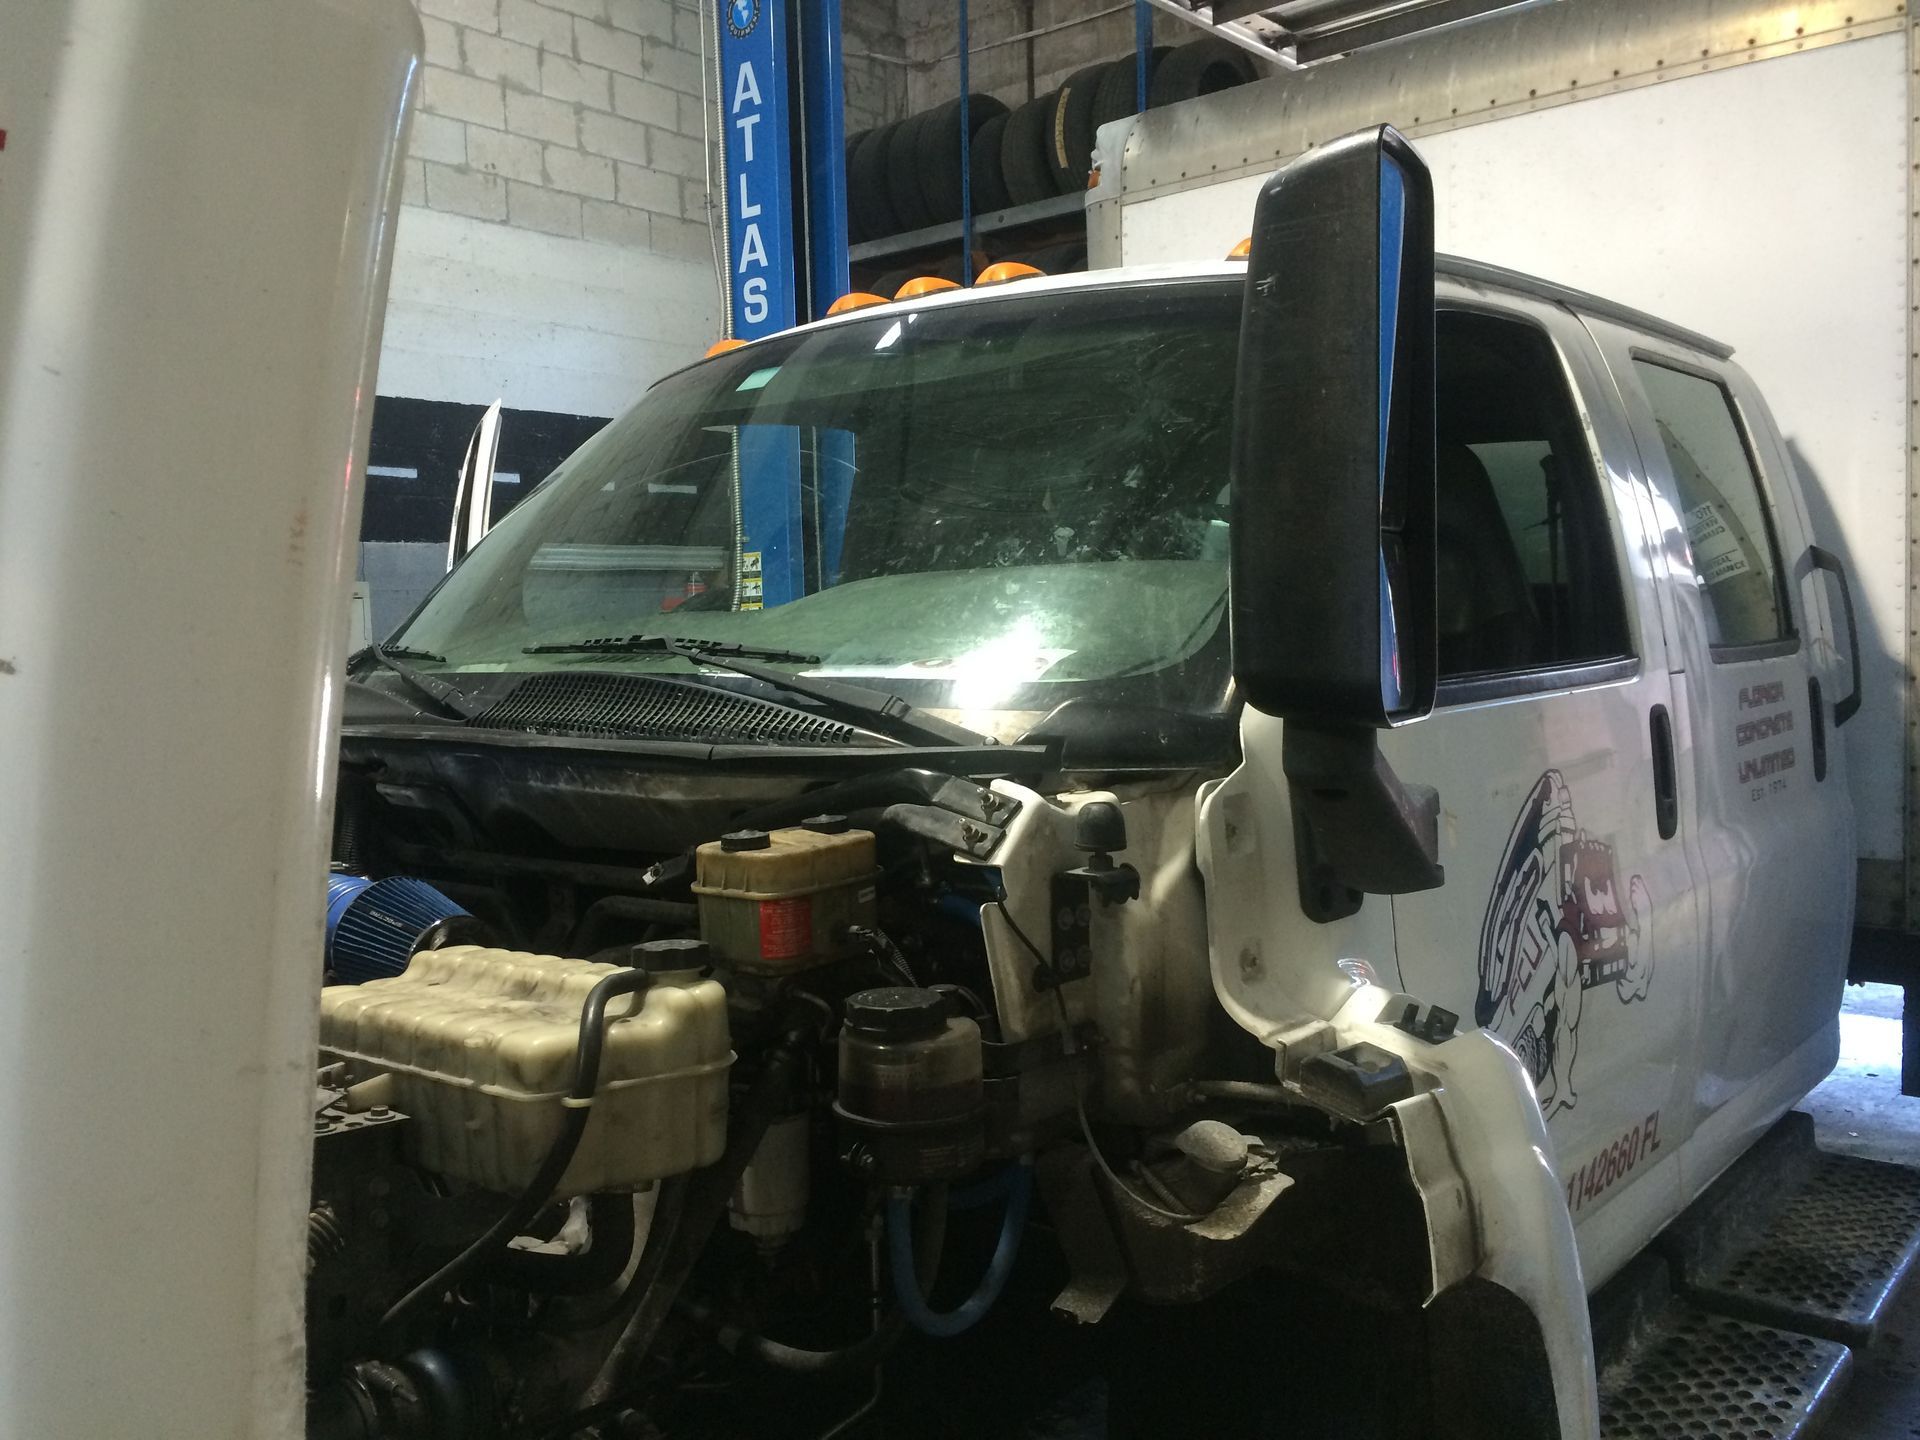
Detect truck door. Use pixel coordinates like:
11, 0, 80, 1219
1380, 294, 1702, 1286
1584, 321, 1855, 1189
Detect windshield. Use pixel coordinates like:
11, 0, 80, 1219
394, 278, 1240, 737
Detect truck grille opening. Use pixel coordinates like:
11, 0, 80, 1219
466, 672, 858, 747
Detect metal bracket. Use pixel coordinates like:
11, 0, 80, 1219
1038, 872, 1095, 991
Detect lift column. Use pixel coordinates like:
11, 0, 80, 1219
714, 0, 849, 608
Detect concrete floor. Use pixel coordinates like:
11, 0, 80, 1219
1805, 982, 1920, 1166
1801, 982, 1920, 1440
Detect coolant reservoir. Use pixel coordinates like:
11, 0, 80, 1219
318, 946, 732, 1195
693, 818, 879, 970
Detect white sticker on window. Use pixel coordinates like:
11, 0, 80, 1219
1684, 501, 1752, 585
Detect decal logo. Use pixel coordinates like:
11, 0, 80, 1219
1476, 770, 1653, 1119
725, 0, 760, 38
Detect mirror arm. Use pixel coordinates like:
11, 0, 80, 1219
1283, 724, 1444, 909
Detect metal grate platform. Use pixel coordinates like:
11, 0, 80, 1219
1598, 1306, 1852, 1440
1686, 1151, 1920, 1348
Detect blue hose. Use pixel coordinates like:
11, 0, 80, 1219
949, 1163, 1021, 1211
886, 1159, 1032, 1338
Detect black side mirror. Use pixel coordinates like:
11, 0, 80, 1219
1229, 126, 1443, 913
1230, 125, 1436, 727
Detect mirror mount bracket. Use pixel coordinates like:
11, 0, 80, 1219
1283, 723, 1443, 919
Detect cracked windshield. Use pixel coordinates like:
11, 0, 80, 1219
396, 279, 1240, 733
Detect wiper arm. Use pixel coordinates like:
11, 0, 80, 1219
523, 635, 820, 664
521, 634, 992, 748
355, 642, 481, 720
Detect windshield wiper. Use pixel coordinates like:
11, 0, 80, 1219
355, 642, 481, 720
523, 635, 820, 664
521, 633, 991, 748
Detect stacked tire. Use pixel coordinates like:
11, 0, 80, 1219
845, 37, 1258, 244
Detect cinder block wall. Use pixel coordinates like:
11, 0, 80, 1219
410, 0, 713, 257
377, 0, 723, 423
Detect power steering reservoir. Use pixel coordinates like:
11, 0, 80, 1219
835, 987, 984, 1184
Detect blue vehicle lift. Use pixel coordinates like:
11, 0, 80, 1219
714, 1, 1156, 607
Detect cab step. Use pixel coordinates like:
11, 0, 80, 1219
1596, 1303, 1852, 1440
1590, 1112, 1920, 1439
1679, 1148, 1920, 1348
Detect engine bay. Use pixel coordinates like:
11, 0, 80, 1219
309, 746, 1425, 1439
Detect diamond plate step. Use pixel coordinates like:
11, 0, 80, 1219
1597, 1306, 1852, 1440
1684, 1150, 1920, 1348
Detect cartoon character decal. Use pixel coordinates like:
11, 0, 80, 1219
1476, 770, 1654, 1119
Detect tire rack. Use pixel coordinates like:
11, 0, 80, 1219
840, 5, 1260, 291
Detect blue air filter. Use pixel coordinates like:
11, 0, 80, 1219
325, 874, 468, 984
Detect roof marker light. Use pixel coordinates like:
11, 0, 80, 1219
1227, 237, 1252, 260
894, 276, 961, 300
705, 337, 748, 357
827, 291, 890, 316
976, 262, 1044, 287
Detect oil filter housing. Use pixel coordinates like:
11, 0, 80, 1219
692, 819, 879, 971
835, 987, 984, 1184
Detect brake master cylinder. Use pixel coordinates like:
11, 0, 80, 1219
835, 987, 984, 1183
693, 817, 879, 970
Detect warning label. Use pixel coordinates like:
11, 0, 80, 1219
1685, 502, 1752, 586
757, 896, 813, 961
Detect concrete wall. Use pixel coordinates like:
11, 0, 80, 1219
843, 1, 911, 136
381, 0, 723, 417
898, 1, 1187, 114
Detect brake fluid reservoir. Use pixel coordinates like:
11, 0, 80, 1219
693, 818, 878, 971
835, 987, 984, 1183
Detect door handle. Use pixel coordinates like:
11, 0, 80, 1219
1798, 546, 1863, 727
1650, 704, 1678, 840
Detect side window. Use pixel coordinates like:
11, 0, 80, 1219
1435, 311, 1629, 680
1632, 359, 1790, 650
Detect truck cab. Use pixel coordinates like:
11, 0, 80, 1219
316, 130, 1869, 1439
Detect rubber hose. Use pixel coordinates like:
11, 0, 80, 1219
683, 1188, 947, 1377
949, 1163, 1020, 1211
576, 1035, 808, 1408
1187, 1080, 1298, 1109
886, 1160, 1032, 1338
483, 1193, 637, 1295
378, 966, 653, 1331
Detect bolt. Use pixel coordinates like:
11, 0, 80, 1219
369, 1104, 391, 1119
960, 821, 987, 845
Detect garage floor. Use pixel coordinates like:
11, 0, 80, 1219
1805, 982, 1920, 1440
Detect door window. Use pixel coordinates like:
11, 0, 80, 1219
1632, 359, 1790, 650
1436, 312, 1630, 679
